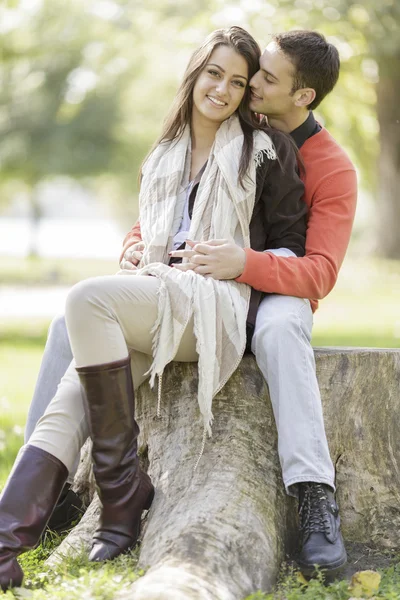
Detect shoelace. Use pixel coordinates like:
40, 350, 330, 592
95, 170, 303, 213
299, 484, 332, 538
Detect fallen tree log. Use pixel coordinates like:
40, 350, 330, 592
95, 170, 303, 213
47, 348, 400, 599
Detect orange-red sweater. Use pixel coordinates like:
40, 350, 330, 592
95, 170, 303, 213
121, 127, 357, 313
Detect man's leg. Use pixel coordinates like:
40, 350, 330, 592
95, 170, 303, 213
24, 314, 82, 531
251, 294, 346, 575
25, 315, 73, 444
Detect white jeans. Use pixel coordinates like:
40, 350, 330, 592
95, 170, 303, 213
252, 294, 335, 495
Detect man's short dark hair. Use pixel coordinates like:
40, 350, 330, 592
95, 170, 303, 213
273, 30, 340, 110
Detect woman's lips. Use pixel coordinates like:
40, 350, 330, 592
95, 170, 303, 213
207, 95, 227, 107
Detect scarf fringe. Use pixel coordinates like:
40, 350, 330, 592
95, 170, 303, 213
147, 280, 167, 388
254, 146, 276, 168
193, 425, 208, 472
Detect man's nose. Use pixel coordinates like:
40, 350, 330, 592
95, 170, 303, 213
249, 71, 260, 89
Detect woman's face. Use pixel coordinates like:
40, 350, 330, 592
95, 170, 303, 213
192, 45, 249, 126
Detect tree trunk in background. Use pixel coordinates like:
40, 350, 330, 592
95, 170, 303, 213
28, 187, 42, 259
377, 55, 400, 258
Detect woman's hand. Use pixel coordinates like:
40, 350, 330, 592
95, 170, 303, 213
119, 241, 145, 270
170, 239, 246, 279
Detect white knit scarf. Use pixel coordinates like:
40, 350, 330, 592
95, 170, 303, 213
120, 115, 276, 440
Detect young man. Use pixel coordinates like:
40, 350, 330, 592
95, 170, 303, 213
26, 30, 357, 575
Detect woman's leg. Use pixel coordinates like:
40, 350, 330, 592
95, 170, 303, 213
65, 274, 197, 366
64, 274, 197, 562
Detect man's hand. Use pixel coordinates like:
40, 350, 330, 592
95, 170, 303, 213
119, 241, 145, 270
170, 239, 246, 280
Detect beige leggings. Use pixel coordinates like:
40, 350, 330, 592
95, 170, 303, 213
29, 274, 198, 471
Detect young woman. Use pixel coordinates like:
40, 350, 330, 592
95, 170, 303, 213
0, 27, 306, 591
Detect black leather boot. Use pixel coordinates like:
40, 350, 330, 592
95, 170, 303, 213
0, 445, 68, 591
297, 482, 347, 577
46, 483, 84, 535
76, 357, 154, 562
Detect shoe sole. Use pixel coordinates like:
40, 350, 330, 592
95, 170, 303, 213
297, 554, 347, 578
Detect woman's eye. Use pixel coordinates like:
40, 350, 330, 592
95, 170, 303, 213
265, 77, 274, 84
233, 80, 245, 88
208, 69, 220, 77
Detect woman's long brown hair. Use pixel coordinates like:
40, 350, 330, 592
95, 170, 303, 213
141, 27, 263, 187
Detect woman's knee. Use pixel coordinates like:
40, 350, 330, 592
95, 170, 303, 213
65, 278, 102, 325
66, 276, 120, 330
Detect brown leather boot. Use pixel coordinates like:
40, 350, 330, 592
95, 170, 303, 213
76, 357, 154, 562
0, 445, 68, 591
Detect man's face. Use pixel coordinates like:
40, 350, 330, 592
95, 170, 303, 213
249, 41, 298, 117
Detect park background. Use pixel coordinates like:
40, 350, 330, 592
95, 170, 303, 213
0, 0, 399, 598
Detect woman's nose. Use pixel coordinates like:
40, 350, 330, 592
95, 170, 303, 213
216, 79, 228, 96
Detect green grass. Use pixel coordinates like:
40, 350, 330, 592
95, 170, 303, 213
2, 539, 143, 599
312, 257, 400, 348
0, 341, 43, 488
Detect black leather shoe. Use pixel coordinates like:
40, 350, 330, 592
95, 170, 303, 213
46, 484, 84, 535
297, 482, 347, 577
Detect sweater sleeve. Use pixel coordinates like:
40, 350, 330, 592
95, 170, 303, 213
236, 167, 357, 300
119, 219, 142, 263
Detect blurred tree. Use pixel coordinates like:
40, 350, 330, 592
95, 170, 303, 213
0, 0, 125, 254
0, 0, 217, 249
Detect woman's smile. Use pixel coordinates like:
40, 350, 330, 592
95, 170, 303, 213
206, 95, 228, 107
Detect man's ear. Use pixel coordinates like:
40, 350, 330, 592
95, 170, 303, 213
294, 88, 316, 108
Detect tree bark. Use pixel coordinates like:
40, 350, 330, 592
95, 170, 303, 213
47, 348, 400, 599
377, 54, 400, 258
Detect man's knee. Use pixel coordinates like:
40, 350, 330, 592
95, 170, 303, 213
252, 296, 312, 356
48, 314, 67, 341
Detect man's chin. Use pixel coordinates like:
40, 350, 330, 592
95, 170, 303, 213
250, 100, 266, 114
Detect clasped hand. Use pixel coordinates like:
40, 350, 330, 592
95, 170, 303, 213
119, 241, 145, 270
119, 239, 246, 280
170, 239, 246, 280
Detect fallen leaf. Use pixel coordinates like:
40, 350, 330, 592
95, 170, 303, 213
348, 570, 381, 598
296, 571, 309, 586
